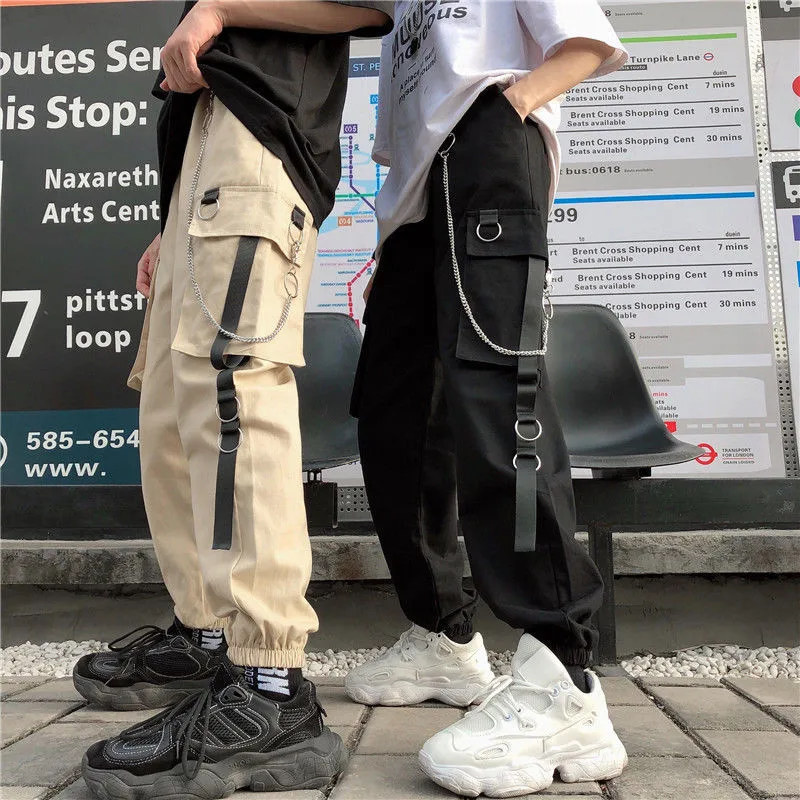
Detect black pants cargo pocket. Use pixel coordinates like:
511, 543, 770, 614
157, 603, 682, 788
455, 208, 548, 366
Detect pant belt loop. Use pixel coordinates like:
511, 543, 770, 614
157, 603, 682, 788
210, 234, 260, 550
514, 256, 548, 553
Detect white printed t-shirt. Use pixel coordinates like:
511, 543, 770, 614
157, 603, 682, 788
373, 0, 628, 250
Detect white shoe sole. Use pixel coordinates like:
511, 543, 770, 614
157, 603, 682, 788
419, 736, 628, 797
345, 678, 492, 708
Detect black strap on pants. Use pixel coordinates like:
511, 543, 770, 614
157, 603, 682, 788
514, 256, 548, 553
211, 235, 260, 551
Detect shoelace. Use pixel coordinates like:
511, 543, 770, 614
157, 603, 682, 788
102, 625, 172, 687
108, 625, 167, 654
119, 686, 216, 780
386, 628, 436, 663
119, 682, 324, 782
466, 675, 541, 729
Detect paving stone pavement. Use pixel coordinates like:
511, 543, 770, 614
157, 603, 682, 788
0, 676, 797, 800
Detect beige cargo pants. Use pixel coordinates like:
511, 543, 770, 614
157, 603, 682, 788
128, 92, 319, 668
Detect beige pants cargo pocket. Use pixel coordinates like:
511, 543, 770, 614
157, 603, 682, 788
173, 184, 317, 366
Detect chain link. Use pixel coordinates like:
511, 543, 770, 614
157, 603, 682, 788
439, 135, 551, 358
185, 93, 302, 344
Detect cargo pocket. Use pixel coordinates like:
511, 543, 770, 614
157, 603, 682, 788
455, 209, 547, 366
127, 255, 160, 392
173, 185, 316, 367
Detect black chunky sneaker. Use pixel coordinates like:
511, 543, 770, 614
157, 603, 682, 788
81, 663, 346, 800
73, 621, 228, 711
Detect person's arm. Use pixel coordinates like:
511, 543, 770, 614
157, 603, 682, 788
503, 38, 615, 121
160, 0, 391, 93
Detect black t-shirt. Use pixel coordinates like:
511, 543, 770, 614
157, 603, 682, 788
155, 2, 392, 230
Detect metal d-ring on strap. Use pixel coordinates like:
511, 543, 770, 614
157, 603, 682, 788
439, 131, 553, 553
513, 453, 542, 470
515, 418, 542, 442
477, 220, 502, 242
215, 396, 240, 424
218, 429, 243, 454
197, 193, 220, 221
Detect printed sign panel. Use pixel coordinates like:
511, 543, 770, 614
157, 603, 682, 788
773, 161, 800, 429
0, 1, 177, 485
760, 0, 800, 152
0, 0, 793, 488
544, 1, 785, 475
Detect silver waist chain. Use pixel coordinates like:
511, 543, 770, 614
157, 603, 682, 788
185, 92, 303, 344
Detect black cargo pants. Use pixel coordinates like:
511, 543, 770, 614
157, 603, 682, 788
352, 86, 603, 666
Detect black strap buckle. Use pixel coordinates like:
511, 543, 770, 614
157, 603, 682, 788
291, 205, 306, 231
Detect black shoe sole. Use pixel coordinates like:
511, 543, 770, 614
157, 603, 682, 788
81, 728, 347, 800
73, 672, 213, 711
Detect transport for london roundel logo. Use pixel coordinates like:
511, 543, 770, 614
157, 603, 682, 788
695, 443, 719, 466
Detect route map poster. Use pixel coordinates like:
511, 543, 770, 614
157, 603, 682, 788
0, 0, 794, 487
307, 39, 384, 329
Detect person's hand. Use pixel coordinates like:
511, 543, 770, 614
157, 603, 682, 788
136, 233, 161, 298
159, 1, 222, 93
502, 85, 530, 122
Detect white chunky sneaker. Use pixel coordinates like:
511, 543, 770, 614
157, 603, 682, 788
344, 625, 495, 707
419, 634, 628, 797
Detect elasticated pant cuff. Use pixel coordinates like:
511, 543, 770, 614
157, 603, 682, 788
175, 611, 228, 632
227, 646, 306, 669
551, 647, 594, 668
442, 620, 475, 640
